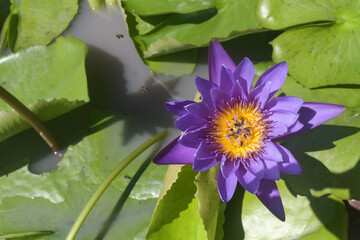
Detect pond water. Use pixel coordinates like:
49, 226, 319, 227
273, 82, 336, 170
27, 1, 208, 173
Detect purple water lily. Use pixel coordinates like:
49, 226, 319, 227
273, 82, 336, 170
153, 39, 345, 221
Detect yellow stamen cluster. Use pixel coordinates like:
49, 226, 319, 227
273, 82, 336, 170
212, 101, 267, 160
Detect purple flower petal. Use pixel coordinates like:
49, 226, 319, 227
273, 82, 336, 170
268, 121, 288, 139
210, 88, 231, 108
185, 102, 213, 121
231, 79, 248, 100
153, 136, 195, 165
261, 141, 282, 162
193, 157, 219, 172
236, 165, 260, 194
220, 66, 235, 94
165, 100, 195, 117
276, 102, 345, 141
255, 62, 288, 99
195, 76, 217, 107
249, 81, 271, 109
255, 179, 285, 221
268, 110, 298, 127
265, 96, 303, 113
233, 57, 255, 94
217, 170, 237, 202
174, 113, 207, 132
195, 141, 216, 159
220, 157, 240, 178
244, 159, 264, 178
277, 144, 302, 174
208, 39, 236, 86
179, 125, 206, 148
262, 160, 280, 180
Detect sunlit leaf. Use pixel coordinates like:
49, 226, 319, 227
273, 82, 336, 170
0, 36, 88, 142
257, 0, 360, 88
9, 0, 78, 51
0, 114, 167, 239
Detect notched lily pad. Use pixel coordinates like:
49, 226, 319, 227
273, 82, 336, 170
8, 0, 78, 51
257, 0, 360, 88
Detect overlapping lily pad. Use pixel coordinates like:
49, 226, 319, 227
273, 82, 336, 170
223, 180, 348, 239
119, 0, 264, 75
0, 114, 167, 239
0, 36, 88, 143
257, 0, 360, 88
8, 0, 78, 51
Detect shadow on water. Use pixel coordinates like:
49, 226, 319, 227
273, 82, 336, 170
0, 45, 177, 176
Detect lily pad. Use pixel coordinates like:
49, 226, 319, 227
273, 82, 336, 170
239, 180, 348, 239
8, 0, 78, 51
0, 114, 167, 239
257, 0, 360, 88
119, 0, 264, 75
124, 0, 263, 58
0, 35, 88, 143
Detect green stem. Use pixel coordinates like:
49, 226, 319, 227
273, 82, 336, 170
65, 129, 168, 240
0, 231, 54, 239
0, 86, 60, 153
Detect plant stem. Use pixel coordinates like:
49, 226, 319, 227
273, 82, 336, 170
65, 129, 168, 240
0, 86, 60, 153
0, 231, 54, 239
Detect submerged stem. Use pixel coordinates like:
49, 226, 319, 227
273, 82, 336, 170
65, 129, 168, 240
0, 86, 60, 153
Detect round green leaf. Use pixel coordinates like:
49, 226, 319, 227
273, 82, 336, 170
0, 36, 89, 143
241, 180, 348, 239
10, 0, 78, 51
223, 180, 347, 239
257, 0, 360, 88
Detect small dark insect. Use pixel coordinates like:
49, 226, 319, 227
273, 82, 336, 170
124, 175, 132, 180
233, 118, 244, 127
116, 34, 124, 39
141, 87, 150, 94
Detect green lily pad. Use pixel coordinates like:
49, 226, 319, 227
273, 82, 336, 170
124, 0, 263, 58
119, 0, 264, 75
240, 180, 347, 239
8, 0, 78, 51
281, 108, 360, 200
0, 35, 88, 143
257, 0, 360, 88
0, 114, 167, 239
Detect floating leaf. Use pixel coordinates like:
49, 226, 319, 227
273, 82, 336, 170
0, 36, 89, 142
124, 0, 263, 57
257, 0, 360, 88
8, 0, 78, 51
119, 0, 264, 75
239, 180, 348, 239
0, 114, 167, 239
